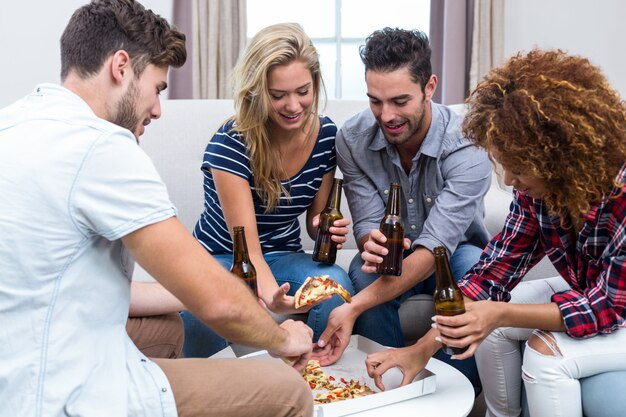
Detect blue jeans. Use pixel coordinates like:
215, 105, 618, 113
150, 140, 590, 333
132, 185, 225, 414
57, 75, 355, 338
581, 372, 626, 417
181, 251, 354, 358
180, 311, 228, 358
349, 243, 483, 395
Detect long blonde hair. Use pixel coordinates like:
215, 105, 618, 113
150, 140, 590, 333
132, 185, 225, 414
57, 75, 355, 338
230, 23, 325, 212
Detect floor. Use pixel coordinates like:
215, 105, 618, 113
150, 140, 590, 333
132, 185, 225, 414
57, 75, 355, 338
469, 393, 487, 417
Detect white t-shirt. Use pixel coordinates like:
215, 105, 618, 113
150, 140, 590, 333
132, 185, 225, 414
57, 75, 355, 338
0, 84, 178, 416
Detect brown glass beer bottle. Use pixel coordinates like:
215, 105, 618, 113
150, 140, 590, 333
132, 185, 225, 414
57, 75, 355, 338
433, 245, 468, 355
376, 182, 404, 276
312, 178, 344, 265
230, 226, 258, 295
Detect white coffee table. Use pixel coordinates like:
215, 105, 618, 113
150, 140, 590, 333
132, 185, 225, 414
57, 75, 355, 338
347, 357, 474, 417
228, 343, 475, 417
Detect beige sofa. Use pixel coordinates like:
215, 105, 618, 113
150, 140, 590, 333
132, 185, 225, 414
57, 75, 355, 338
135, 99, 558, 345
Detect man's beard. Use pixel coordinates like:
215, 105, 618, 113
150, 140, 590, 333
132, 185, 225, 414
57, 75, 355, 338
380, 97, 427, 146
110, 81, 139, 136
381, 111, 424, 146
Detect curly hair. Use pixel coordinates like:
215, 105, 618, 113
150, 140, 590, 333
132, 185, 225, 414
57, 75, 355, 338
463, 49, 626, 223
359, 27, 431, 91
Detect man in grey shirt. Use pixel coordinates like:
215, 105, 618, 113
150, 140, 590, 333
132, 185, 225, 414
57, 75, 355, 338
314, 28, 490, 394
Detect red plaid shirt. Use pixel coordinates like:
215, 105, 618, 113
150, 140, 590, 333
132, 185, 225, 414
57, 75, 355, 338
458, 164, 626, 338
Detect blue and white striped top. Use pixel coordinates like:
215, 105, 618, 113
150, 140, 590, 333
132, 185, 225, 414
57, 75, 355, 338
193, 116, 337, 254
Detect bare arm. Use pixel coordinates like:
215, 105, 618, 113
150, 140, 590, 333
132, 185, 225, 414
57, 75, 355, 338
434, 298, 565, 360
212, 168, 330, 315
122, 217, 311, 358
366, 327, 441, 390
349, 245, 435, 317
357, 234, 368, 253
364, 300, 561, 390
129, 281, 186, 317
211, 169, 283, 308
498, 301, 564, 330
315, 245, 435, 364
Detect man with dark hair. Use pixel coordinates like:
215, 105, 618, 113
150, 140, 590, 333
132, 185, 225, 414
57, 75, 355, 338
0, 1, 313, 416
314, 27, 489, 394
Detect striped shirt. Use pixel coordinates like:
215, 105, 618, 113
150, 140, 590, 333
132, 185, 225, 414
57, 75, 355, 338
458, 163, 626, 339
193, 116, 337, 254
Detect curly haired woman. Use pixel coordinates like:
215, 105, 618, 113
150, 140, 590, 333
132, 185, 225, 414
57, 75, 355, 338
432, 49, 626, 416
363, 48, 626, 417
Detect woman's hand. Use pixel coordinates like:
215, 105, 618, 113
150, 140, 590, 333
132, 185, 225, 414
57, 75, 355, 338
365, 344, 430, 391
360, 229, 411, 274
330, 217, 351, 249
264, 282, 330, 315
311, 215, 351, 250
312, 302, 358, 366
433, 299, 503, 360
264, 282, 298, 314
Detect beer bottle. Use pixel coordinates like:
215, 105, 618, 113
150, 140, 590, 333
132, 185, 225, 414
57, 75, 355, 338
312, 178, 344, 265
433, 245, 468, 355
376, 182, 404, 276
230, 226, 258, 295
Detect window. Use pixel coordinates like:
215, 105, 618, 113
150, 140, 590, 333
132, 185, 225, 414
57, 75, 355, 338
246, 0, 430, 99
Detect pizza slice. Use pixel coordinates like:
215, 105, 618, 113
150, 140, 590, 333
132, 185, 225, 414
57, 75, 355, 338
301, 359, 377, 404
294, 275, 352, 309
302, 359, 333, 390
314, 383, 375, 404
341, 378, 376, 399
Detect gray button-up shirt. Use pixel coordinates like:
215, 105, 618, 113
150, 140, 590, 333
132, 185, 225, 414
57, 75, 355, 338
336, 102, 492, 254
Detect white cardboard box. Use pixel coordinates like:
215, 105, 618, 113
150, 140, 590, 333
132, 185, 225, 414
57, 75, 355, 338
214, 335, 436, 417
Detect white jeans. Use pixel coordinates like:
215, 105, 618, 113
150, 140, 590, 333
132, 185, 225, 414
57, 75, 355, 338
475, 277, 626, 417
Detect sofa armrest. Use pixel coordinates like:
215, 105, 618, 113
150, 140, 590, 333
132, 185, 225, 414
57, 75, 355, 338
484, 179, 514, 237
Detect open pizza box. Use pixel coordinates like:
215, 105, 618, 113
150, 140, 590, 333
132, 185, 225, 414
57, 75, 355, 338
213, 335, 436, 417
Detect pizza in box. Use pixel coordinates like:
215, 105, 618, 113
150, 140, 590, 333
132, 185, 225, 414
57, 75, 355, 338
302, 359, 376, 404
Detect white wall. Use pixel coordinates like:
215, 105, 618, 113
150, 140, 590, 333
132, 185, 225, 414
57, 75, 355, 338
0, 0, 173, 108
1, 0, 625, 107
504, 0, 626, 97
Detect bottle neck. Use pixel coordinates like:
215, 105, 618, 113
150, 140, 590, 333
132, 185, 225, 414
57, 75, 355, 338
232, 228, 250, 263
326, 179, 343, 210
433, 247, 455, 289
385, 183, 401, 216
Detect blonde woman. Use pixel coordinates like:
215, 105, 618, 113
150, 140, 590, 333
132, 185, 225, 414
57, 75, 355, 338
183, 23, 354, 357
